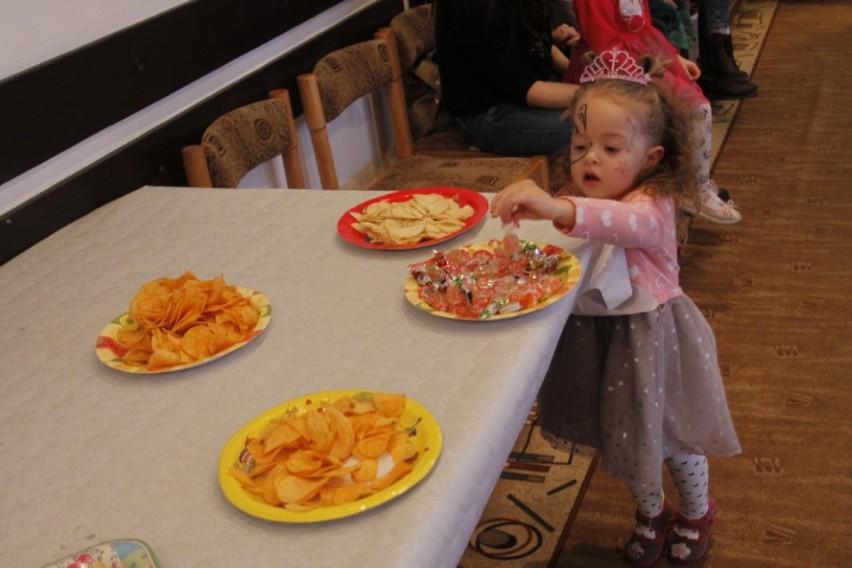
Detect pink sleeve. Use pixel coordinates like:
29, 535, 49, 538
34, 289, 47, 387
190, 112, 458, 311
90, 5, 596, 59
556, 194, 674, 250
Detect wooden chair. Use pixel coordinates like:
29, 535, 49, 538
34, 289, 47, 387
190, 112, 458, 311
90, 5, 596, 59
182, 89, 305, 188
296, 29, 548, 192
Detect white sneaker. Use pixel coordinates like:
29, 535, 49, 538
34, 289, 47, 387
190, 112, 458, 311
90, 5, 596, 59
682, 183, 742, 224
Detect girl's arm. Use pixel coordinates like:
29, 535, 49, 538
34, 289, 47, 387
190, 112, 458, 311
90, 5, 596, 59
559, 194, 672, 248
491, 180, 577, 228
551, 43, 571, 76
526, 79, 579, 108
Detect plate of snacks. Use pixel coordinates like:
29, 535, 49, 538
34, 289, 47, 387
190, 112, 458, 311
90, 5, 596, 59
404, 234, 583, 320
218, 390, 441, 522
337, 187, 488, 249
95, 271, 271, 373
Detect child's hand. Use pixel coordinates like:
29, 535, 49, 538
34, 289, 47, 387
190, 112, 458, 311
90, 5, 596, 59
491, 180, 575, 228
552, 24, 581, 48
678, 55, 701, 81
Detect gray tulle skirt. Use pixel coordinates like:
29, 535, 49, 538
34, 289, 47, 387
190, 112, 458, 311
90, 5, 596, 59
538, 294, 741, 490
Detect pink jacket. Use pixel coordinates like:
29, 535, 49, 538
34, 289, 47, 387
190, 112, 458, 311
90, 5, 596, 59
557, 191, 683, 304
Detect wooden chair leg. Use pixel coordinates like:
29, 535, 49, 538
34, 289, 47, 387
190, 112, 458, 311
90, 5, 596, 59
182, 145, 214, 188
519, 155, 549, 190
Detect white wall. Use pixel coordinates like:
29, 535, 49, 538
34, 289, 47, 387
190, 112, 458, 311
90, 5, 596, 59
0, 0, 193, 81
0, 0, 400, 217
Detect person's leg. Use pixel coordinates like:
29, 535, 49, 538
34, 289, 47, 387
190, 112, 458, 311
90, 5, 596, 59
665, 454, 717, 564
623, 481, 677, 566
665, 454, 710, 519
703, 0, 732, 35
458, 103, 572, 156
682, 103, 742, 224
696, 0, 758, 99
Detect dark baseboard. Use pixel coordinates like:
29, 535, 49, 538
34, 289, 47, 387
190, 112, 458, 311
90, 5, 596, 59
0, 0, 402, 266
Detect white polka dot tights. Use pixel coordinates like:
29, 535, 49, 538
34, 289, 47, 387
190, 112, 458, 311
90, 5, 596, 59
627, 453, 710, 520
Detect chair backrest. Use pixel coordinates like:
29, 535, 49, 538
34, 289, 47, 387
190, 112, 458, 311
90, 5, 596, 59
386, 5, 448, 141
389, 4, 435, 71
297, 32, 414, 190
182, 89, 305, 188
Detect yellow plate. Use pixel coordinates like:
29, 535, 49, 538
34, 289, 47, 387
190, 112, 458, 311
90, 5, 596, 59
95, 287, 271, 374
404, 242, 582, 320
218, 389, 442, 523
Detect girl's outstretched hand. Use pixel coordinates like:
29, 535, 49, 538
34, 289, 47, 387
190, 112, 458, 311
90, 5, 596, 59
490, 180, 575, 229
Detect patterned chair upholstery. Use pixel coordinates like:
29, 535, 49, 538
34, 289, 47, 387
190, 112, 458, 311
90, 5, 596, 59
182, 89, 305, 188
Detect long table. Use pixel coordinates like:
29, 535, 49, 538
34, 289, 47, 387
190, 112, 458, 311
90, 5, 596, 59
0, 186, 591, 567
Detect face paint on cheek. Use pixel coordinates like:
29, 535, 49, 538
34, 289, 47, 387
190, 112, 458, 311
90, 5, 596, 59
614, 160, 632, 180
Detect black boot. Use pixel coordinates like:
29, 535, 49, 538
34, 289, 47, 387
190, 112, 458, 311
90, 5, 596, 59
698, 33, 758, 100
719, 34, 750, 81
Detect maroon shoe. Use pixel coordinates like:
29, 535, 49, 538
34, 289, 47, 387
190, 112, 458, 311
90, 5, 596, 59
624, 500, 677, 566
667, 497, 717, 564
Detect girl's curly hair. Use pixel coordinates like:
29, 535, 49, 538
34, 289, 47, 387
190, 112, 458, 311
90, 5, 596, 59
551, 53, 699, 208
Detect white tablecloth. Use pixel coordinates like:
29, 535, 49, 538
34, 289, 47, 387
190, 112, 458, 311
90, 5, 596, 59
0, 186, 592, 568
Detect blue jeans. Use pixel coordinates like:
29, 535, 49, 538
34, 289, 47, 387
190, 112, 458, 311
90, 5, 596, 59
458, 103, 573, 156
699, 0, 730, 33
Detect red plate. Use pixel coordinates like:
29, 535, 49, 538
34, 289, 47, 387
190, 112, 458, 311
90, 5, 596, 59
337, 187, 489, 250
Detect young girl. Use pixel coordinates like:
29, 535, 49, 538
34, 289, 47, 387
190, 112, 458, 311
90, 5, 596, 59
491, 48, 741, 566
563, 0, 741, 224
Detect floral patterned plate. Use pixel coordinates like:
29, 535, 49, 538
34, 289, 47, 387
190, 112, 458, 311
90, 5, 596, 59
43, 538, 159, 568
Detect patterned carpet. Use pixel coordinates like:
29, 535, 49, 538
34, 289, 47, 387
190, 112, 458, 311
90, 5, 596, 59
460, 0, 852, 566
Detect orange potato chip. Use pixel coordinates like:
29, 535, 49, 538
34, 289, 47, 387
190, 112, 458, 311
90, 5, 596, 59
263, 423, 304, 453
390, 440, 417, 464
319, 481, 373, 506
351, 459, 378, 482
304, 410, 334, 454
372, 393, 406, 417
285, 450, 326, 476
388, 430, 411, 450
349, 411, 381, 438
355, 430, 392, 459
325, 406, 355, 461
371, 460, 414, 491
262, 463, 289, 506
275, 474, 329, 505
283, 501, 322, 513
229, 466, 260, 493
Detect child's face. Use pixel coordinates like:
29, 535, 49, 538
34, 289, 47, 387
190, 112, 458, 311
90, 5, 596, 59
568, 93, 663, 201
